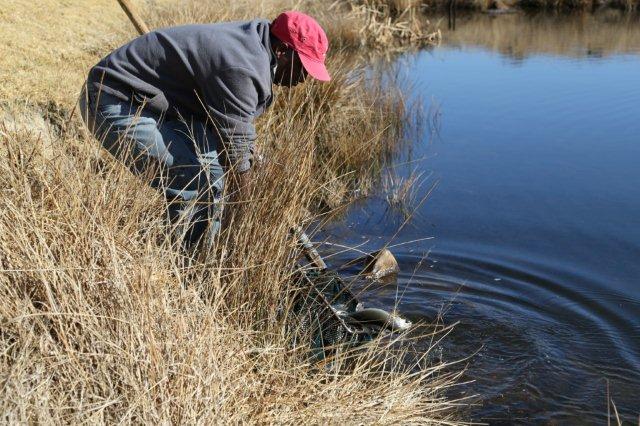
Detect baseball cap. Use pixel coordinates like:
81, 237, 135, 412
271, 11, 330, 81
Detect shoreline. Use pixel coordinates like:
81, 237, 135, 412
0, 0, 463, 423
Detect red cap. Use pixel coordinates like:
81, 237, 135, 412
271, 11, 330, 81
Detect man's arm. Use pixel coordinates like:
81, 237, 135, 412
201, 67, 261, 226
202, 67, 260, 173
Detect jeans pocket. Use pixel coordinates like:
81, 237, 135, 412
132, 91, 169, 113
94, 92, 126, 119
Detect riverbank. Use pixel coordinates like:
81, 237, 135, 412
0, 0, 462, 422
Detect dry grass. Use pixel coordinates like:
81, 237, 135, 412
0, 0, 130, 107
326, 0, 442, 48
147, 0, 441, 49
383, 170, 428, 219
0, 0, 462, 423
0, 68, 463, 423
262, 60, 410, 209
0, 120, 461, 422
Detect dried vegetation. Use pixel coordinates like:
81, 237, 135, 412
0, 0, 463, 423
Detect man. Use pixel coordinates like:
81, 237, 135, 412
80, 11, 330, 249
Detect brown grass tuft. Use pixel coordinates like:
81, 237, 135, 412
0, 73, 462, 422
328, 0, 442, 48
0, 0, 461, 422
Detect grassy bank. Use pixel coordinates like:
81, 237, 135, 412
0, 0, 462, 422
0, 85, 459, 423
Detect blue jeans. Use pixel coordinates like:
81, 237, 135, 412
79, 86, 224, 250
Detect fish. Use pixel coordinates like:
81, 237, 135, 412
345, 307, 412, 332
362, 248, 400, 280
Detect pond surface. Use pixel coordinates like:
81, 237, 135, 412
323, 11, 640, 423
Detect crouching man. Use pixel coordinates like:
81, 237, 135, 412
80, 11, 330, 250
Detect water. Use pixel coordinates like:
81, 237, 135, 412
322, 11, 640, 423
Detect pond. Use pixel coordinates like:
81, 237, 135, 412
322, 10, 640, 423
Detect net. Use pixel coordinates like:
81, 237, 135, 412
288, 268, 374, 360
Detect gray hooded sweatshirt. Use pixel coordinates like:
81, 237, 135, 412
88, 19, 275, 172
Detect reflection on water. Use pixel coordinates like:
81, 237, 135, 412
322, 11, 640, 424
438, 10, 640, 58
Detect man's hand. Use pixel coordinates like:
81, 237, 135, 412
252, 143, 266, 168
220, 142, 268, 229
